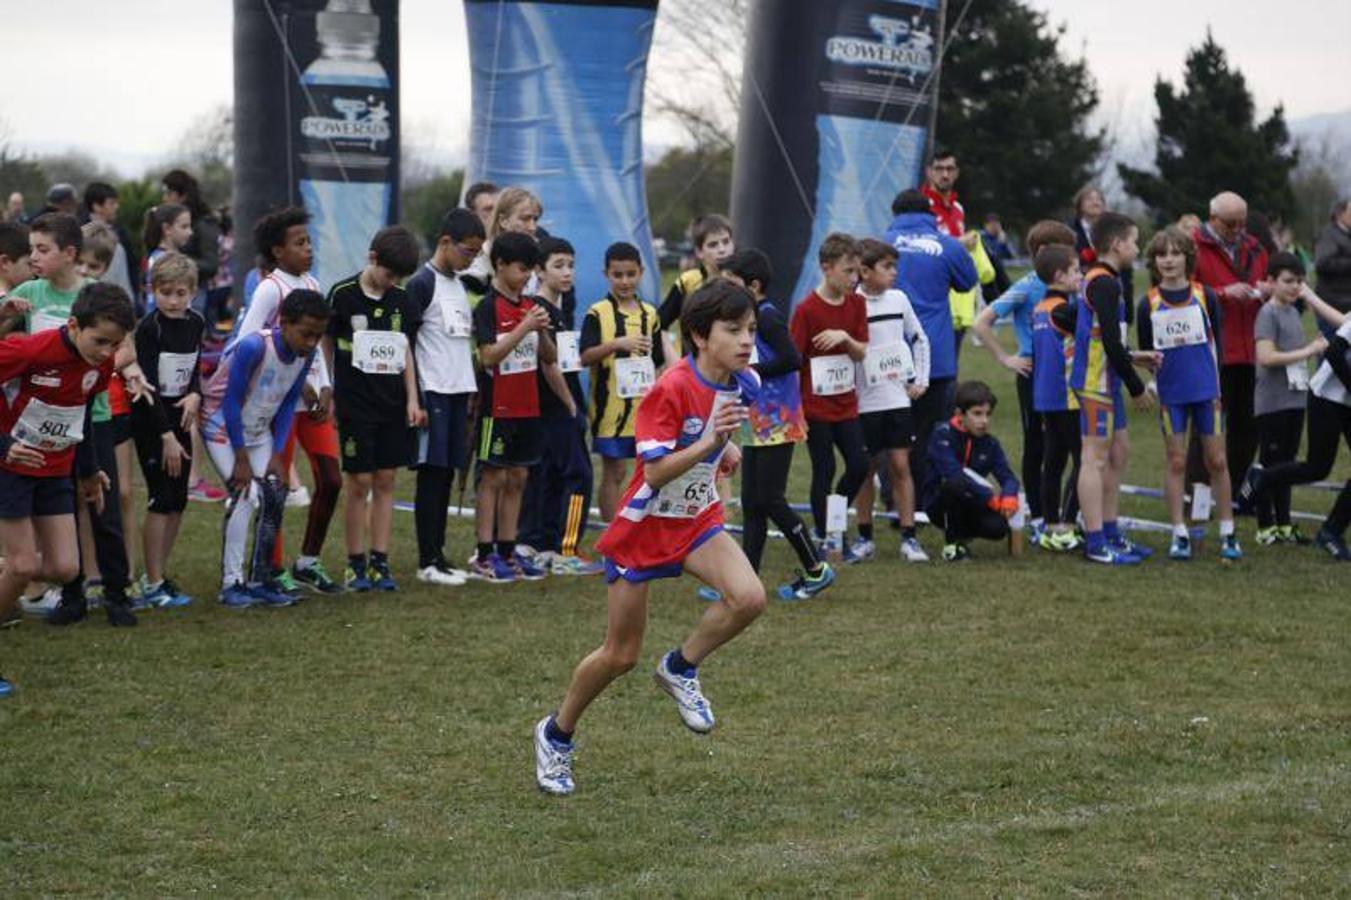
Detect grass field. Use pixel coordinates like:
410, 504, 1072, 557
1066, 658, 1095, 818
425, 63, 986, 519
4, 325, 1351, 895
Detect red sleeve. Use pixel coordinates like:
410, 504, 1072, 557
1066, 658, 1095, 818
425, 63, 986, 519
789, 302, 810, 358
0, 332, 43, 383
849, 295, 869, 343
634, 376, 682, 461
92, 358, 115, 395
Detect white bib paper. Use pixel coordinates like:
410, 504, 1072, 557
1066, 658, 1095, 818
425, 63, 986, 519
440, 297, 472, 338
352, 330, 408, 375
862, 342, 915, 386
31, 309, 69, 333
653, 461, 717, 519
157, 351, 198, 398
1285, 361, 1309, 391
556, 331, 582, 373
810, 354, 855, 396
1151, 304, 1207, 349
13, 397, 85, 451
498, 331, 538, 375
825, 493, 848, 535
615, 355, 655, 399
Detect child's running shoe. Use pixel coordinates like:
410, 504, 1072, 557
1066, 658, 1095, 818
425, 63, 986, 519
941, 542, 970, 563
848, 537, 876, 562
344, 562, 374, 593
1313, 528, 1351, 561
47, 596, 87, 626
138, 580, 191, 609
273, 569, 305, 598
218, 582, 256, 609
1169, 534, 1193, 560
84, 579, 104, 609
0, 675, 14, 698
533, 716, 576, 796
899, 537, 929, 562
469, 553, 518, 583
1110, 537, 1153, 559
1028, 520, 1047, 546
1038, 530, 1082, 553
19, 588, 61, 617
697, 586, 722, 603
654, 652, 715, 733
189, 478, 228, 503
1085, 545, 1142, 565
550, 554, 605, 577
416, 562, 468, 586
103, 600, 137, 628
284, 484, 311, 508
1220, 535, 1243, 561
512, 552, 548, 581
1277, 524, 1311, 545
369, 560, 398, 592
777, 563, 836, 601
250, 582, 296, 607
1255, 526, 1280, 546
293, 560, 344, 594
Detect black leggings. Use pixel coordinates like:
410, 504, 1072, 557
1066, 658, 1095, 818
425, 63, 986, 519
741, 443, 820, 572
1255, 408, 1304, 528
1016, 373, 1045, 519
1260, 396, 1351, 536
1041, 410, 1082, 526
806, 417, 869, 538
1221, 364, 1258, 496
930, 480, 1010, 543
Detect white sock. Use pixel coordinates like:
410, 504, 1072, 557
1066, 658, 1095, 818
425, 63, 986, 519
1173, 524, 1189, 538
296, 555, 318, 570
1219, 519, 1235, 537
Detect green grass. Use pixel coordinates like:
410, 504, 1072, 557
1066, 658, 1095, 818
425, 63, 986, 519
4, 336, 1351, 896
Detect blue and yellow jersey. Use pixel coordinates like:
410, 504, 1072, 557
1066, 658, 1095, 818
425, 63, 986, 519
1031, 291, 1078, 413
1141, 282, 1220, 406
1070, 265, 1126, 399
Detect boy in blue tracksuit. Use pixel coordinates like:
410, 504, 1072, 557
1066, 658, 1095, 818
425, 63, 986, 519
920, 381, 1020, 561
884, 190, 979, 489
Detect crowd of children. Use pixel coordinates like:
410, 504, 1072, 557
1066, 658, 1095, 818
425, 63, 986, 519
2, 177, 1351, 728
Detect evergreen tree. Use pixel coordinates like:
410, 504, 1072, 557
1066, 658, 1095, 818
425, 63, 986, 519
934, 0, 1104, 234
1119, 32, 1298, 223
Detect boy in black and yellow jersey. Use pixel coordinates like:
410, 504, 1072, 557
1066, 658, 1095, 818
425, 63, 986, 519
657, 214, 735, 352
580, 242, 667, 521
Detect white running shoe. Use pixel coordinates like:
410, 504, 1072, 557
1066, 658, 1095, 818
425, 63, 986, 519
416, 564, 468, 587
533, 716, 576, 796
285, 485, 312, 508
848, 537, 876, 561
900, 537, 929, 562
19, 587, 62, 617
654, 653, 715, 733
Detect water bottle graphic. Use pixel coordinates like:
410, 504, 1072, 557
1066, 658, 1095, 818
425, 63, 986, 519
298, 0, 395, 289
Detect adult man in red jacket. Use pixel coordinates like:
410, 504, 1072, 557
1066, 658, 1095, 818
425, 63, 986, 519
921, 150, 965, 239
1191, 190, 1270, 497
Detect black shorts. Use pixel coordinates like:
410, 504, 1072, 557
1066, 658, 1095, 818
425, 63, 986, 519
861, 407, 916, 455
339, 418, 413, 474
0, 467, 76, 518
133, 421, 191, 514
477, 416, 543, 469
110, 412, 133, 446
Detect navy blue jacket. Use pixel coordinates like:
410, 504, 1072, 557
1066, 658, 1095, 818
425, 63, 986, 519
883, 212, 978, 380
920, 416, 1020, 513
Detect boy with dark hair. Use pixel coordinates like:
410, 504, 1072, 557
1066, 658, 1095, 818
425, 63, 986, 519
464, 181, 499, 231
1137, 226, 1237, 561
0, 284, 138, 688
519, 235, 601, 575
323, 226, 424, 592
1029, 244, 1085, 550
201, 289, 332, 607
83, 181, 138, 297
1071, 211, 1157, 565
920, 380, 1020, 561
790, 232, 870, 558
853, 238, 931, 562
0, 220, 31, 331
969, 220, 1079, 543
471, 231, 557, 582
131, 253, 205, 608
657, 213, 735, 333
724, 248, 834, 600
1249, 252, 1328, 545
235, 206, 342, 595
408, 207, 484, 586
534, 279, 766, 796
580, 241, 666, 522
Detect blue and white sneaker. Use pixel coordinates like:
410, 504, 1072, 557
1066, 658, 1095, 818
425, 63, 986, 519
344, 563, 374, 593
654, 652, 715, 733
777, 563, 836, 601
848, 537, 876, 562
138, 581, 191, 609
1168, 534, 1193, 560
1111, 537, 1153, 559
697, 586, 722, 603
512, 552, 548, 581
1220, 535, 1243, 561
468, 553, 517, 583
1085, 545, 1142, 565
249, 582, 296, 607
533, 716, 576, 796
218, 582, 256, 609
369, 561, 398, 592
0, 675, 14, 698
1314, 528, 1351, 561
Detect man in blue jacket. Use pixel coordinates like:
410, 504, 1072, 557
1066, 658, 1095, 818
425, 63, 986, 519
920, 380, 1020, 561
884, 189, 979, 487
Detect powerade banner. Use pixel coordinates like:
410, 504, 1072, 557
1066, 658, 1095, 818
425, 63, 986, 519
464, 0, 660, 310
731, 0, 943, 307
233, 0, 400, 293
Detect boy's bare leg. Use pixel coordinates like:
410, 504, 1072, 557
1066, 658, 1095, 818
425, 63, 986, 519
116, 440, 137, 576
370, 469, 397, 553
344, 472, 373, 556
679, 530, 767, 664
496, 466, 527, 540
1164, 433, 1187, 526
142, 512, 171, 584
888, 449, 915, 527
555, 579, 649, 732
1104, 429, 1130, 524
476, 467, 504, 545
854, 461, 878, 531
599, 457, 628, 523
1078, 435, 1111, 532
1202, 434, 1233, 523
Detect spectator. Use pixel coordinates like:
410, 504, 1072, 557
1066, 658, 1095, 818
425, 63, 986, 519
1068, 185, 1131, 307
42, 183, 79, 218
5, 191, 25, 222
1192, 190, 1270, 497
921, 149, 964, 238
464, 181, 500, 232
1176, 212, 1202, 233
981, 213, 1014, 260
1314, 198, 1351, 337
83, 182, 139, 300
161, 169, 221, 309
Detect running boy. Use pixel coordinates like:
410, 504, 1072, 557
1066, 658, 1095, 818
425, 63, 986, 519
324, 226, 424, 592
723, 248, 833, 600
131, 252, 205, 607
471, 231, 556, 582
0, 283, 138, 695
1136, 226, 1238, 561
533, 280, 765, 796
407, 207, 484, 586
1029, 245, 1084, 550
1070, 211, 1157, 565
790, 232, 870, 558
853, 238, 931, 562
580, 242, 666, 522
920, 381, 1020, 561
201, 289, 332, 607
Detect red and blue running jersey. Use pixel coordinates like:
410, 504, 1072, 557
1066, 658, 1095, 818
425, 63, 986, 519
595, 357, 760, 572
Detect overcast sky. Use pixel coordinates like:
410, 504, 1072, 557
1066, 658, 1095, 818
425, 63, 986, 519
3, 0, 1347, 177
